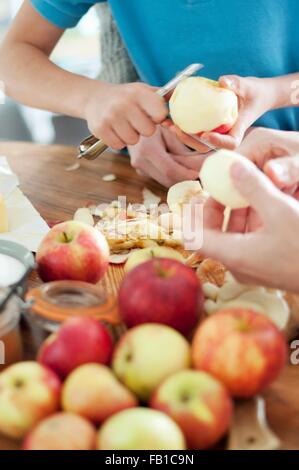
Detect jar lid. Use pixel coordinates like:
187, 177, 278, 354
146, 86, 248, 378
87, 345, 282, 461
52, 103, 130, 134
25, 281, 120, 325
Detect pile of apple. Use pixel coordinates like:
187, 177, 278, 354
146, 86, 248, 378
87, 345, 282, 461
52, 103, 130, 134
0, 257, 287, 450
0, 171, 288, 449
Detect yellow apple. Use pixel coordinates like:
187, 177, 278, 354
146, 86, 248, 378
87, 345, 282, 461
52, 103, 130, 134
199, 150, 251, 209
97, 408, 186, 450
169, 77, 238, 135
112, 324, 191, 401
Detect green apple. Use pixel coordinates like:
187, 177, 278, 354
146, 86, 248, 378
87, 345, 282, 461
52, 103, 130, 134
151, 370, 233, 449
125, 246, 185, 273
112, 323, 191, 401
97, 407, 186, 450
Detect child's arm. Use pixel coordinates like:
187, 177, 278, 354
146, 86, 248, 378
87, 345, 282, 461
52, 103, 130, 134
0, 1, 167, 149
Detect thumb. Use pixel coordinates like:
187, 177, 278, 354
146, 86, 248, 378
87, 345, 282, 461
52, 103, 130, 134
219, 75, 248, 99
264, 155, 299, 189
230, 158, 286, 225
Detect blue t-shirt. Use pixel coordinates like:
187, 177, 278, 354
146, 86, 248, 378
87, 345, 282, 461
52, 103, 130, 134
31, 0, 299, 131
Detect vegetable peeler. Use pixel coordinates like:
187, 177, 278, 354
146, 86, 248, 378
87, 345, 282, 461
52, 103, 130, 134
77, 63, 204, 161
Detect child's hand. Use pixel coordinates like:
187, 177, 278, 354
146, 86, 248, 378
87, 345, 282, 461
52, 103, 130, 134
166, 76, 276, 152
200, 75, 275, 150
84, 82, 168, 150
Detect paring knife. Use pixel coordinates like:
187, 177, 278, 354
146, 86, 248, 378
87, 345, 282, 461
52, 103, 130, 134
77, 63, 205, 161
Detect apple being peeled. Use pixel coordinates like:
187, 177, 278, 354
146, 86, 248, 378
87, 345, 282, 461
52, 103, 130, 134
23, 413, 96, 450
151, 370, 232, 449
0, 362, 61, 439
37, 220, 109, 283
169, 77, 238, 135
97, 408, 186, 450
192, 309, 287, 398
112, 323, 191, 401
38, 317, 113, 379
119, 258, 203, 335
62, 364, 137, 423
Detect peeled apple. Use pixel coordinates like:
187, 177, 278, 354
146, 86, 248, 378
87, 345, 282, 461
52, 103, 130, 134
199, 150, 250, 209
169, 77, 238, 135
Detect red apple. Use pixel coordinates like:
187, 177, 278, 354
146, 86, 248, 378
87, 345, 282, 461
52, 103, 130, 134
118, 259, 203, 335
36, 220, 109, 283
192, 309, 287, 398
38, 317, 113, 379
23, 413, 97, 450
0, 362, 61, 439
151, 370, 232, 449
62, 364, 137, 423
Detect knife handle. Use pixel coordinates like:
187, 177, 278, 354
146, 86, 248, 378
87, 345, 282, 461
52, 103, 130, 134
228, 396, 281, 450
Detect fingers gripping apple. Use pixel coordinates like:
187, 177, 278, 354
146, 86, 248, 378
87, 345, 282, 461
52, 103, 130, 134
169, 77, 238, 135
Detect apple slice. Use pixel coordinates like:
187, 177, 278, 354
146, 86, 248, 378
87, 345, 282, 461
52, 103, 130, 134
202, 271, 290, 330
167, 180, 206, 215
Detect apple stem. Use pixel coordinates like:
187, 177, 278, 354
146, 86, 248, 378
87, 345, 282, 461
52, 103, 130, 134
62, 231, 69, 243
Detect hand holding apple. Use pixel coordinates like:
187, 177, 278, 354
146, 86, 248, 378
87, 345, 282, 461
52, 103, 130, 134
37, 220, 109, 283
23, 413, 96, 450
169, 77, 238, 136
0, 362, 61, 439
192, 309, 287, 397
38, 317, 113, 379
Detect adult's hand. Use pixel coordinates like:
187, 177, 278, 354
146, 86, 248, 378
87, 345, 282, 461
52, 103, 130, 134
202, 158, 299, 292
166, 76, 277, 152
128, 125, 206, 187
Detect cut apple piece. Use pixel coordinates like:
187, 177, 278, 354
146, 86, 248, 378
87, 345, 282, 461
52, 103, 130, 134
199, 150, 251, 209
202, 282, 220, 301
0, 194, 9, 233
125, 246, 185, 273
169, 77, 238, 135
167, 181, 206, 215
142, 188, 161, 209
73, 208, 95, 227
202, 268, 290, 330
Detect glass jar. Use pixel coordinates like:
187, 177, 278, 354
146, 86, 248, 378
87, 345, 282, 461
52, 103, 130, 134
25, 280, 124, 340
0, 292, 23, 371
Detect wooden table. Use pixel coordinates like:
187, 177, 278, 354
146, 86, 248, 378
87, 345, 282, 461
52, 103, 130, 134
0, 141, 299, 450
